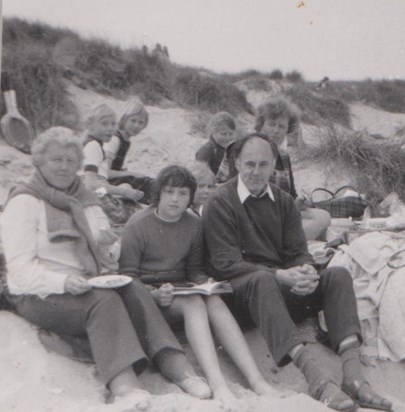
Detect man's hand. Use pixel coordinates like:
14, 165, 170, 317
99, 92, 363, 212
151, 283, 175, 307
64, 275, 92, 295
275, 265, 319, 296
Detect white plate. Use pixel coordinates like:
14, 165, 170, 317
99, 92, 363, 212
88, 275, 132, 289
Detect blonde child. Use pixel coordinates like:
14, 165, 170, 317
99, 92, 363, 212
189, 162, 216, 216
119, 165, 280, 405
195, 112, 237, 184
82, 103, 144, 203
104, 98, 154, 202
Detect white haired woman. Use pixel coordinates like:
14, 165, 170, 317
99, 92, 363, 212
0, 127, 210, 405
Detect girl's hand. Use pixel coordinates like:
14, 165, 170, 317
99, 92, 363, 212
190, 273, 209, 284
64, 275, 92, 295
151, 283, 175, 307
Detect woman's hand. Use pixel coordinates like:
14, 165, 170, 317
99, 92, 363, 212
64, 275, 92, 295
151, 283, 175, 307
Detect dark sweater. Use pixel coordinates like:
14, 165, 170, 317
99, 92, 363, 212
111, 130, 131, 171
119, 207, 207, 285
202, 177, 313, 280
195, 139, 226, 175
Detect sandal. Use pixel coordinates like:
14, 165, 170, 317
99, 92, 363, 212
312, 381, 358, 412
342, 380, 393, 412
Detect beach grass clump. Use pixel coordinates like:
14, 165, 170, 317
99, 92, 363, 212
285, 70, 304, 83
268, 69, 284, 80
172, 68, 253, 114
2, 40, 80, 132
304, 125, 405, 206
286, 83, 351, 128
327, 80, 405, 114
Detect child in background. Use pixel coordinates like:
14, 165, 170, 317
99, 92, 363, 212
254, 97, 331, 240
104, 98, 154, 202
119, 165, 279, 404
82, 103, 144, 203
195, 112, 237, 184
189, 162, 216, 216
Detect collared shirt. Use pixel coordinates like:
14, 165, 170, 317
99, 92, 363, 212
237, 175, 275, 204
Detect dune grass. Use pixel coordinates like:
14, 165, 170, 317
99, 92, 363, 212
1, 18, 252, 134
304, 125, 405, 207
172, 68, 253, 114
323, 80, 405, 114
285, 84, 351, 128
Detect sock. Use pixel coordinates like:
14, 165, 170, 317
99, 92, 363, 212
339, 341, 363, 386
293, 346, 333, 398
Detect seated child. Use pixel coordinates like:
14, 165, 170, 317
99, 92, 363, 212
82, 103, 144, 203
104, 98, 154, 202
119, 165, 279, 404
195, 112, 237, 184
255, 97, 331, 240
189, 162, 216, 216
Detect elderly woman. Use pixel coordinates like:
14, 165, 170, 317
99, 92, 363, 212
0, 127, 210, 405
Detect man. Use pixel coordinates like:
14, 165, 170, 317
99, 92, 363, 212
202, 134, 392, 412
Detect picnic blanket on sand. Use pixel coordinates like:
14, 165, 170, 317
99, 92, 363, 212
329, 231, 405, 361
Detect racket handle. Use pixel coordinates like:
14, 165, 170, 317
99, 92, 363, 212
3, 90, 19, 116
1, 72, 11, 92
7, 90, 19, 113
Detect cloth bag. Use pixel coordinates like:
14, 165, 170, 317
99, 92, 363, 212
310, 185, 368, 219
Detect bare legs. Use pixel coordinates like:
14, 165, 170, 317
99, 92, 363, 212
166, 295, 279, 401
205, 295, 279, 396
154, 348, 211, 399
167, 295, 235, 401
301, 208, 331, 241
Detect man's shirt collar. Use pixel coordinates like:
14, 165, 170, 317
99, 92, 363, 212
237, 175, 275, 203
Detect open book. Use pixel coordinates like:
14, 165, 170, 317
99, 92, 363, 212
172, 280, 233, 296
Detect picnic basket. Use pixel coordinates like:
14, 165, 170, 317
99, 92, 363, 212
310, 185, 368, 219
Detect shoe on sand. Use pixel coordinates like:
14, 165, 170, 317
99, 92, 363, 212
313, 381, 357, 412
342, 380, 393, 412
175, 375, 211, 399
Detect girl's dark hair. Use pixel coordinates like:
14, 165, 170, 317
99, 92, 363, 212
232, 133, 279, 160
254, 97, 300, 134
152, 165, 197, 207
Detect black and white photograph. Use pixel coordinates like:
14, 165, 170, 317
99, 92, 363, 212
1, 1, 405, 411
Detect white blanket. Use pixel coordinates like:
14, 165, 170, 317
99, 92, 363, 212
329, 231, 405, 361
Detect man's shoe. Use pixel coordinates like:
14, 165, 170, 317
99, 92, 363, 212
342, 380, 393, 412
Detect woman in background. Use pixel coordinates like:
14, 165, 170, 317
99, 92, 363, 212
255, 97, 331, 240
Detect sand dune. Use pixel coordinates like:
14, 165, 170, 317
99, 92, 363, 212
1, 84, 405, 411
